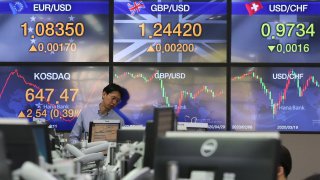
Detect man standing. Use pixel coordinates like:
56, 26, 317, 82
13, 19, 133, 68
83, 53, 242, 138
69, 83, 125, 144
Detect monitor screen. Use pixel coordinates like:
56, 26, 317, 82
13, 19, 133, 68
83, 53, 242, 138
154, 132, 280, 180
88, 120, 121, 142
117, 129, 145, 144
0, 66, 108, 131
0, 124, 39, 171
154, 107, 175, 137
114, 0, 227, 63
143, 121, 155, 168
231, 67, 320, 132
142, 107, 176, 169
231, 0, 320, 63
31, 123, 52, 164
0, 131, 11, 180
0, 0, 109, 62
114, 66, 226, 131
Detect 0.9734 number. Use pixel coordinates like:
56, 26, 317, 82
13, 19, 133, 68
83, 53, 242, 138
261, 23, 315, 38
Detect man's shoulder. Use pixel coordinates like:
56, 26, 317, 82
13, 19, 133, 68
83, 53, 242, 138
81, 104, 99, 113
79, 104, 100, 121
108, 109, 120, 117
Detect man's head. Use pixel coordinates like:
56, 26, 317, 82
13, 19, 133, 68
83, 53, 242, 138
102, 83, 123, 111
278, 145, 292, 180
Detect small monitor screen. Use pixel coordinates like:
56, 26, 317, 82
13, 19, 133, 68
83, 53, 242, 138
88, 120, 121, 142
154, 107, 175, 137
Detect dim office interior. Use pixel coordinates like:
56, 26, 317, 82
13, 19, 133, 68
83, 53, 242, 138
0, 109, 286, 180
1, 0, 320, 180
0, 109, 319, 180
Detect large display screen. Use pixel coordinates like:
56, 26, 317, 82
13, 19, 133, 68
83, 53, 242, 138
231, 67, 320, 132
1, 0, 318, 134
232, 0, 320, 63
114, 0, 227, 63
0, 66, 108, 131
114, 66, 226, 130
0, 0, 109, 62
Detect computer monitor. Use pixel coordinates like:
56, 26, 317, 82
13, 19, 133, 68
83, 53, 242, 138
88, 120, 121, 142
143, 121, 155, 168
0, 124, 39, 171
153, 107, 176, 137
154, 132, 280, 180
117, 129, 145, 144
31, 124, 53, 164
143, 107, 176, 169
0, 131, 11, 180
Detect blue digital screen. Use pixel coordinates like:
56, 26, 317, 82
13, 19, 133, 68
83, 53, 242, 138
0, 0, 109, 62
0, 66, 109, 131
114, 66, 226, 130
114, 0, 227, 63
232, 67, 320, 132
232, 0, 320, 63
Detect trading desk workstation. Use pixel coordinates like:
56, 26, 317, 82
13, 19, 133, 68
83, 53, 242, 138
0, 107, 281, 180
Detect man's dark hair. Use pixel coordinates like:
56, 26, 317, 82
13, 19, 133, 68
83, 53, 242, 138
103, 83, 123, 97
280, 145, 292, 177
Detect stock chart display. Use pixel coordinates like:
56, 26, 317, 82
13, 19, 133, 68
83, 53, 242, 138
114, 66, 226, 130
232, 67, 320, 132
232, 0, 320, 63
0, 66, 108, 131
0, 0, 109, 62
114, 0, 227, 63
